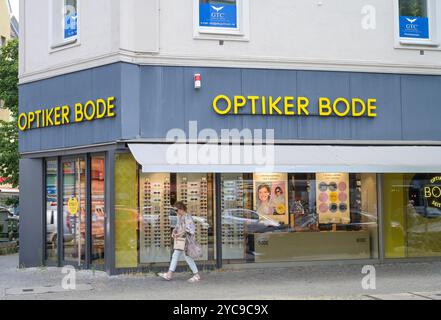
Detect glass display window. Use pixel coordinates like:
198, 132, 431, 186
384, 173, 441, 258
221, 173, 379, 264
45, 160, 58, 262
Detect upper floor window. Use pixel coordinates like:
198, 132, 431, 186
396, 0, 440, 47
199, 0, 238, 31
399, 0, 430, 40
51, 0, 79, 49
64, 0, 78, 40
194, 0, 249, 39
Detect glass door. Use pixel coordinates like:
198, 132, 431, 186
62, 158, 86, 267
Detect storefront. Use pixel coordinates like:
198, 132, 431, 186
18, 63, 441, 274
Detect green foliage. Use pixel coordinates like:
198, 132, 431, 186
0, 39, 19, 188
5, 196, 19, 207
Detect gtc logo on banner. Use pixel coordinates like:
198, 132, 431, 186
200, 1, 237, 28
399, 16, 429, 39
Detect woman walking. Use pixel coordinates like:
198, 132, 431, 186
159, 201, 201, 283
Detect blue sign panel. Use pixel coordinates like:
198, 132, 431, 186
399, 16, 429, 39
199, 2, 237, 29
64, 13, 78, 39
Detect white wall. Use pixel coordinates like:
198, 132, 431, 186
20, 0, 441, 83
20, 0, 120, 79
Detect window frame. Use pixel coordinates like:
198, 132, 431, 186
193, 0, 250, 41
49, 0, 81, 51
395, 0, 440, 48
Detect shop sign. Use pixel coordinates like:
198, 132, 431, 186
424, 176, 441, 209
212, 95, 377, 118
68, 197, 79, 216
199, 1, 237, 29
399, 16, 429, 39
18, 96, 116, 132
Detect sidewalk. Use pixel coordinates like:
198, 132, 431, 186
1, 254, 440, 300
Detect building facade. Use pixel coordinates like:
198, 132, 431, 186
1, 0, 12, 122
1, 0, 19, 204
19, 0, 441, 274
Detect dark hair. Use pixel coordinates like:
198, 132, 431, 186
275, 187, 283, 194
258, 184, 271, 194
174, 201, 187, 212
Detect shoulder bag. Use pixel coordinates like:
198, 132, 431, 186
174, 237, 186, 251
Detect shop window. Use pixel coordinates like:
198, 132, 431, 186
115, 155, 379, 268
384, 173, 441, 258
62, 158, 86, 267
221, 173, 379, 263
396, 0, 440, 47
115, 153, 138, 269
51, 0, 79, 49
45, 160, 58, 263
115, 153, 216, 269
91, 156, 105, 265
138, 173, 214, 265
194, 0, 249, 40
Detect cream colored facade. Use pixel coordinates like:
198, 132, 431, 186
0, 0, 12, 122
0, 0, 14, 195
0, 0, 10, 42
19, 0, 441, 84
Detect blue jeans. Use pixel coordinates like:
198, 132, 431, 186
169, 250, 199, 274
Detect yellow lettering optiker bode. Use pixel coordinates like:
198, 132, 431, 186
18, 97, 116, 132
213, 95, 377, 118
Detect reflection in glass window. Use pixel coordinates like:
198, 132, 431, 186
384, 173, 441, 258
91, 156, 105, 265
62, 159, 86, 267
399, 0, 428, 17
221, 173, 379, 264
46, 160, 58, 262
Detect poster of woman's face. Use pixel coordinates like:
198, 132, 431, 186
253, 173, 289, 225
256, 183, 273, 216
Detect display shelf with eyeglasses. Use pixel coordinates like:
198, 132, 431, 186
139, 174, 173, 263
177, 174, 209, 260
220, 174, 250, 260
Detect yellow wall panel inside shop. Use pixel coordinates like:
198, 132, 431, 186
383, 174, 407, 258
384, 173, 441, 258
115, 153, 139, 268
404, 174, 441, 258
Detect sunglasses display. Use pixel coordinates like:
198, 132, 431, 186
139, 176, 173, 259
220, 175, 254, 258
176, 174, 210, 252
